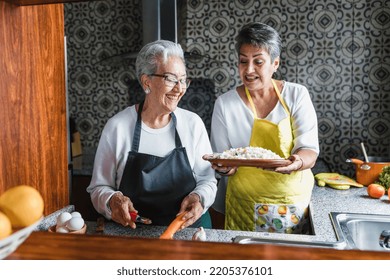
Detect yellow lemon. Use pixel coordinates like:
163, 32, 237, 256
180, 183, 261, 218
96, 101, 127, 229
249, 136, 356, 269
0, 211, 12, 239
0, 185, 44, 228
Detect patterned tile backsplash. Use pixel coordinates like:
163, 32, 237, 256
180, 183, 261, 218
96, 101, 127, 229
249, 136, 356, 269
65, 0, 390, 177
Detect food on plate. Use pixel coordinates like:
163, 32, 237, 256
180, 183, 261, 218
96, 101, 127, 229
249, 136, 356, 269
159, 211, 188, 240
314, 173, 363, 190
367, 183, 385, 199
0, 211, 12, 239
213, 146, 282, 160
376, 166, 390, 191
0, 185, 44, 227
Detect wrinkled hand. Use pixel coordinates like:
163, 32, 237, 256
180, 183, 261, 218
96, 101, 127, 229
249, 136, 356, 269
109, 192, 137, 228
274, 154, 303, 174
178, 193, 204, 229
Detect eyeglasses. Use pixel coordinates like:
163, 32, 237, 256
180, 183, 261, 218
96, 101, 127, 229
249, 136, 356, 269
150, 74, 191, 89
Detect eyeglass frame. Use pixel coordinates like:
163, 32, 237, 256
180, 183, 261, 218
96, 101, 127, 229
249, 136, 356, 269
149, 73, 191, 89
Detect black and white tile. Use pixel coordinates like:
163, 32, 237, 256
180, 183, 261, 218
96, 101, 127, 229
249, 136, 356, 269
65, 0, 390, 177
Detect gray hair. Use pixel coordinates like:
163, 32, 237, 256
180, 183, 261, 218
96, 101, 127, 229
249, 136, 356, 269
235, 22, 282, 62
135, 40, 185, 84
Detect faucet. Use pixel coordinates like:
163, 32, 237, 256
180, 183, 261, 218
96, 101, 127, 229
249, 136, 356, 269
379, 230, 390, 250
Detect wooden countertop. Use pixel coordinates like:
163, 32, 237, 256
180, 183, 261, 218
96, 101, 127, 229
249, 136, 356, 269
6, 231, 390, 260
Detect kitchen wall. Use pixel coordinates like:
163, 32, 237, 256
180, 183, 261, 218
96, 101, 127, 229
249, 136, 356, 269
65, 0, 390, 177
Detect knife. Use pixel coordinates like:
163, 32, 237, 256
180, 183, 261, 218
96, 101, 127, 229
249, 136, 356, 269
130, 211, 152, 224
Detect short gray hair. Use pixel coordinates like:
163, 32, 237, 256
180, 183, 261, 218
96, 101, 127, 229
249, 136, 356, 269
135, 40, 185, 84
235, 22, 282, 62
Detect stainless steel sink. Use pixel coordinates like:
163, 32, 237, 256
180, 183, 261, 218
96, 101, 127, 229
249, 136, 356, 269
232, 236, 345, 249
330, 212, 390, 251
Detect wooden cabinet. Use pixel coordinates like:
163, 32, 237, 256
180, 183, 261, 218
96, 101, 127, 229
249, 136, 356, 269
0, 1, 69, 215
4, 0, 87, 6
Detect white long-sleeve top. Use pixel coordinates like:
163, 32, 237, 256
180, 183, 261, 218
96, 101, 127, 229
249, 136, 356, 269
211, 81, 319, 214
87, 105, 217, 219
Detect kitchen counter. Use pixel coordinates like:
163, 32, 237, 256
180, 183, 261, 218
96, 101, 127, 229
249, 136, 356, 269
7, 184, 390, 260
35, 184, 390, 245
310, 184, 390, 242
70, 151, 386, 244
7, 230, 390, 260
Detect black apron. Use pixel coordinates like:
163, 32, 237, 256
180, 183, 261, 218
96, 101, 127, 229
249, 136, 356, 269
119, 102, 203, 226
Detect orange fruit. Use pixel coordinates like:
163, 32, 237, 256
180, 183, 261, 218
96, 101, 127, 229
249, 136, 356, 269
0, 211, 12, 239
367, 183, 385, 199
0, 185, 44, 228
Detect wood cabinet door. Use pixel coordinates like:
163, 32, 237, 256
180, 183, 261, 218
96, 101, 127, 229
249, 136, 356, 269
0, 1, 69, 215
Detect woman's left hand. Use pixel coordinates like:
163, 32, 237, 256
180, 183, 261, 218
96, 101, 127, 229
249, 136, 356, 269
274, 154, 303, 174
178, 193, 204, 229
274, 150, 318, 174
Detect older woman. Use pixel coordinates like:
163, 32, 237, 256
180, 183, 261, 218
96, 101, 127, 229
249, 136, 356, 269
210, 22, 319, 233
87, 40, 217, 229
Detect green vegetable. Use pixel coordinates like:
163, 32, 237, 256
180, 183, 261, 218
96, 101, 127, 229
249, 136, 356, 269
376, 166, 390, 191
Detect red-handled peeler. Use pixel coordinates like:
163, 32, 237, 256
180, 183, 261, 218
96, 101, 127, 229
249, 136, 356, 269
130, 211, 152, 224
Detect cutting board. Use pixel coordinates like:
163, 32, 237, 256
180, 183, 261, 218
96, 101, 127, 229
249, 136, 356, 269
315, 173, 364, 189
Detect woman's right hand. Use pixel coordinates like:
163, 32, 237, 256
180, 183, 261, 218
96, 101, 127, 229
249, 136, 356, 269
109, 192, 137, 228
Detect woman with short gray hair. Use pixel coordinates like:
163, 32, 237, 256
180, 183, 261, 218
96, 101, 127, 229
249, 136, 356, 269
210, 23, 319, 234
88, 40, 217, 229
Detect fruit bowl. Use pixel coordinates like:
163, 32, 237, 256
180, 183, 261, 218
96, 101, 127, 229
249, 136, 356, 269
48, 223, 87, 234
0, 216, 43, 259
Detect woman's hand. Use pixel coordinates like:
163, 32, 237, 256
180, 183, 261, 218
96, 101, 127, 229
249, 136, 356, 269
274, 150, 318, 174
274, 154, 303, 174
178, 193, 204, 229
109, 192, 137, 228
211, 163, 238, 176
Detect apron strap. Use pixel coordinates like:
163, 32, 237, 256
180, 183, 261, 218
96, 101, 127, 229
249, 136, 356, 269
131, 101, 182, 152
245, 79, 290, 119
245, 87, 258, 119
271, 79, 290, 115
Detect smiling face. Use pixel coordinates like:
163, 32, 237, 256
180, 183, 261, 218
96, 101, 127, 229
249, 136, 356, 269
238, 44, 280, 91
143, 55, 188, 114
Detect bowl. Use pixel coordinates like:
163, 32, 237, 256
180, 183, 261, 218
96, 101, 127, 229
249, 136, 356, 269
48, 223, 87, 234
0, 216, 43, 259
349, 156, 390, 185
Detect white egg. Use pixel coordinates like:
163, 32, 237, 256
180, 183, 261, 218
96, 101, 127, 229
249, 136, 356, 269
56, 212, 72, 227
56, 226, 69, 233
70, 211, 82, 218
66, 217, 84, 231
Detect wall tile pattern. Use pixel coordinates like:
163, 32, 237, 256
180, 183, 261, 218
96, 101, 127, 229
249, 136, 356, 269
65, 0, 390, 177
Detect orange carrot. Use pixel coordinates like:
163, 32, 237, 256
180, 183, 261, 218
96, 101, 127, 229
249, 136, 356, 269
159, 211, 188, 239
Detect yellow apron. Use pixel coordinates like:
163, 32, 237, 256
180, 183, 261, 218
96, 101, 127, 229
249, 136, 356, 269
225, 80, 314, 233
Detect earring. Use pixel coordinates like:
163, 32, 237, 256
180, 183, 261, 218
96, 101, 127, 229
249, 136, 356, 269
144, 88, 150, 94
